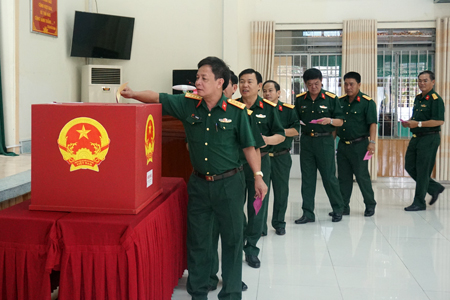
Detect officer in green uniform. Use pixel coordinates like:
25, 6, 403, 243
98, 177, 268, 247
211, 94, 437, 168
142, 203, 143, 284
237, 69, 285, 269
262, 80, 300, 235
403, 70, 445, 211
335, 72, 377, 217
121, 57, 268, 300
294, 68, 345, 223
208, 71, 252, 293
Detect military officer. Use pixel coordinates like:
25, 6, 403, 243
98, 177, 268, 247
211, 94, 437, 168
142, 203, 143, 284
237, 69, 285, 269
262, 80, 300, 235
335, 72, 377, 217
402, 70, 445, 211
208, 70, 250, 293
121, 57, 267, 300
294, 68, 345, 224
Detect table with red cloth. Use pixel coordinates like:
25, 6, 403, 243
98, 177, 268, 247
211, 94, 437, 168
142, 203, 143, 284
0, 177, 188, 300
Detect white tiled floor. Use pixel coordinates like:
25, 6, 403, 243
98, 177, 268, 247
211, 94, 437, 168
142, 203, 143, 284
0, 153, 31, 179
172, 177, 450, 300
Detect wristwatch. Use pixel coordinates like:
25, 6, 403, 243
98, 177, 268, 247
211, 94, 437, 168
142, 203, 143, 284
254, 171, 264, 178
369, 140, 376, 144
418, 121, 423, 128
330, 118, 333, 125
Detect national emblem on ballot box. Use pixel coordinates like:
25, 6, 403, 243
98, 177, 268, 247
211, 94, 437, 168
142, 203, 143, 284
30, 103, 162, 214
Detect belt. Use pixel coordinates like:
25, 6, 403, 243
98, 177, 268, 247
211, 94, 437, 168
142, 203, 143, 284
303, 132, 332, 137
341, 136, 368, 145
261, 152, 269, 157
269, 149, 290, 157
193, 166, 243, 182
412, 131, 440, 138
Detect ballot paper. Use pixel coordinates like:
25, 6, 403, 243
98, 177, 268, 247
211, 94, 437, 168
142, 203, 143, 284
364, 151, 373, 161
253, 196, 262, 215
300, 120, 306, 125
116, 82, 128, 103
309, 119, 319, 124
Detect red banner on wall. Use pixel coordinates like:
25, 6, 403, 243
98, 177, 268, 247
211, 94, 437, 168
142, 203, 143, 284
31, 0, 58, 37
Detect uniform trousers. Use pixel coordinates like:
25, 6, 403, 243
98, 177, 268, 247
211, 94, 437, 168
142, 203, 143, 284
337, 139, 376, 211
405, 134, 443, 208
187, 171, 245, 300
263, 151, 292, 233
300, 134, 344, 220
243, 154, 271, 257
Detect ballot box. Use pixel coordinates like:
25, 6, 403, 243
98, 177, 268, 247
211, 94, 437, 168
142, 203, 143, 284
29, 103, 162, 214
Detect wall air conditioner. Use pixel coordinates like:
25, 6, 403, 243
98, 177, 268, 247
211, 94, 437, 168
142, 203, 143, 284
81, 65, 122, 103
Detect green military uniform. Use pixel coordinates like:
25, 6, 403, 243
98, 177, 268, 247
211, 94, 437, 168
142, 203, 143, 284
208, 104, 265, 289
264, 101, 299, 233
336, 91, 377, 213
237, 95, 285, 257
295, 89, 345, 220
405, 89, 445, 209
159, 92, 256, 300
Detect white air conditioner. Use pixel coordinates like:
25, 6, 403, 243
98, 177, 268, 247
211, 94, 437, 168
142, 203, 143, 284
81, 65, 122, 103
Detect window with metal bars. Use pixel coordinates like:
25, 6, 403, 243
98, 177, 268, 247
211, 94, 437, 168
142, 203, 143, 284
377, 29, 435, 139
274, 30, 343, 154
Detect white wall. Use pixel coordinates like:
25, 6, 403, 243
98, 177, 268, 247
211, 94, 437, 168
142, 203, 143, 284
2, 0, 450, 144
18, 0, 84, 141
236, 0, 450, 74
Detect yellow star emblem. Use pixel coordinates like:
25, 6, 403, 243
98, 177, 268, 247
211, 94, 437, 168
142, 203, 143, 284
76, 125, 91, 140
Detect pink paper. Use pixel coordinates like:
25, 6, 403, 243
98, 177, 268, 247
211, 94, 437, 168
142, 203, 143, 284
309, 119, 319, 124
400, 119, 408, 123
363, 151, 373, 161
253, 196, 262, 215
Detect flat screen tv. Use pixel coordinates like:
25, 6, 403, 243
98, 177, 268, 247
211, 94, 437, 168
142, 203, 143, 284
70, 11, 135, 60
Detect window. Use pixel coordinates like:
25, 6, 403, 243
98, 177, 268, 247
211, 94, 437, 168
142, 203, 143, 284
377, 29, 435, 139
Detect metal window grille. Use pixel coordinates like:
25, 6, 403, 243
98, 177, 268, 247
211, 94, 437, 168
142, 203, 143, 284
274, 30, 343, 154
377, 29, 435, 139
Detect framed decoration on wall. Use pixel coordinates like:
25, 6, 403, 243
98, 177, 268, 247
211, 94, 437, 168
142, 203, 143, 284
31, 0, 58, 37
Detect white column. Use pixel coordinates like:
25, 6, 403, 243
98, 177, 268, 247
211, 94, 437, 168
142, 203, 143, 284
0, 0, 19, 152
222, 0, 239, 71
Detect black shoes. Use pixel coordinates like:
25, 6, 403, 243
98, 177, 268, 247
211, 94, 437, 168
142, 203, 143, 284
404, 204, 426, 211
364, 207, 375, 217
275, 228, 286, 235
208, 281, 248, 292
245, 254, 260, 268
294, 216, 315, 224
242, 281, 248, 291
331, 212, 342, 222
430, 186, 445, 205
328, 209, 350, 216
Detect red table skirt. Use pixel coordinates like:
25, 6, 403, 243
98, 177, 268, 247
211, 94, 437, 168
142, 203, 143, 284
0, 177, 188, 300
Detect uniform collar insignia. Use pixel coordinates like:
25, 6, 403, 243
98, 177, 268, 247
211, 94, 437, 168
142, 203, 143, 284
425, 95, 430, 101
278, 104, 283, 111
221, 100, 227, 111
196, 99, 202, 108
321, 93, 325, 99
357, 96, 361, 102
259, 101, 264, 109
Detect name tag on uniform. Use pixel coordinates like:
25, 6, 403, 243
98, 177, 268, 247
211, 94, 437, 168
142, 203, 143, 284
320, 105, 328, 109
219, 118, 232, 123
255, 114, 266, 118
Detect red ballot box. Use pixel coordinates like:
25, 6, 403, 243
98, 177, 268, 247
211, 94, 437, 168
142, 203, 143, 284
30, 103, 162, 214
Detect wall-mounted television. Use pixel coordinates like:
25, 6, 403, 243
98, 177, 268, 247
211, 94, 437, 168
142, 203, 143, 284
70, 11, 135, 60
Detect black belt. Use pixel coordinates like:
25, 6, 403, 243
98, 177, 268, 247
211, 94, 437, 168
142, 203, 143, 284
341, 136, 368, 145
261, 152, 269, 157
269, 149, 290, 157
303, 132, 332, 137
193, 166, 243, 182
412, 131, 439, 138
